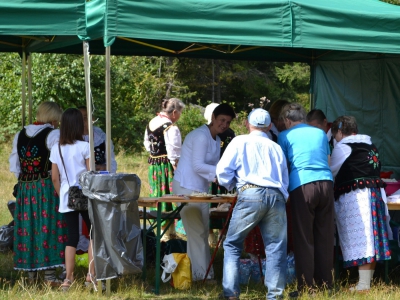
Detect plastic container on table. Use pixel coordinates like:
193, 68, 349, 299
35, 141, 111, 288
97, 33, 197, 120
385, 181, 400, 196
381, 171, 394, 179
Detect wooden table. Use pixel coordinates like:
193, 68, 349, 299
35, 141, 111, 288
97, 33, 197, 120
385, 202, 400, 283
388, 202, 400, 210
137, 196, 235, 295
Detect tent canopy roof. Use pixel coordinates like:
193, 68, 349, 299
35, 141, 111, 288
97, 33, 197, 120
0, 0, 90, 53
103, 0, 400, 54
2, 0, 400, 61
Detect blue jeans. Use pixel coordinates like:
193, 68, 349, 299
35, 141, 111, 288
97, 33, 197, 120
222, 187, 287, 300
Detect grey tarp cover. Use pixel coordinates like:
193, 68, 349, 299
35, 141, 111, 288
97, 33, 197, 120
80, 172, 143, 280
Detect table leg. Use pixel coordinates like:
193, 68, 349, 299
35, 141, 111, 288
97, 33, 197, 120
203, 199, 236, 283
142, 207, 147, 281
334, 229, 340, 283
155, 202, 162, 295
385, 260, 389, 284
146, 202, 185, 295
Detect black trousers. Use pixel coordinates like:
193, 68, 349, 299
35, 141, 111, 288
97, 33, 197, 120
290, 180, 334, 290
64, 211, 92, 248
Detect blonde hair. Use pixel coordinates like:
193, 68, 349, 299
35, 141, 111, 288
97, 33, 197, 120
36, 101, 63, 123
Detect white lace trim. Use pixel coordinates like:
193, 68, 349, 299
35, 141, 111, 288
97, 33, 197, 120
335, 188, 375, 261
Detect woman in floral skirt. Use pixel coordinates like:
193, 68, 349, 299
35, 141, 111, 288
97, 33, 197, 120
143, 98, 185, 237
330, 115, 390, 292
9, 101, 67, 285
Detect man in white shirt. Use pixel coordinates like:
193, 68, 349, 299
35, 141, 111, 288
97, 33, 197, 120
216, 108, 289, 300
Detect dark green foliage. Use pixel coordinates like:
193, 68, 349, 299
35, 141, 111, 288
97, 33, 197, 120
176, 58, 310, 112
177, 105, 206, 140
0, 53, 310, 152
382, 0, 400, 5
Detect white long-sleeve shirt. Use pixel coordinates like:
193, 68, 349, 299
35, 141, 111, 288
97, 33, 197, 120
9, 124, 60, 178
173, 125, 220, 192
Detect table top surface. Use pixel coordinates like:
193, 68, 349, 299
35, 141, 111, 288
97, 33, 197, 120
388, 202, 400, 210
138, 196, 235, 204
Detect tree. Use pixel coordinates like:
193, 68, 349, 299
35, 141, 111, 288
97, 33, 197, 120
177, 58, 310, 113
0, 53, 310, 151
0, 53, 23, 141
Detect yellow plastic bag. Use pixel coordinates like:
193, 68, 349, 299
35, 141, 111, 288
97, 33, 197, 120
171, 253, 192, 289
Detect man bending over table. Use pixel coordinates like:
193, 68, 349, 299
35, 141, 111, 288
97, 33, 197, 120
216, 108, 289, 300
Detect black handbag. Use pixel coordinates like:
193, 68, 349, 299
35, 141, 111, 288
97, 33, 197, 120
58, 144, 88, 211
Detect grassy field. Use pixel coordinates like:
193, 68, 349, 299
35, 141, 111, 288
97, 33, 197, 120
1, 143, 400, 299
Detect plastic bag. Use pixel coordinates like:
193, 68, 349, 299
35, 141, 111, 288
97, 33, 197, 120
161, 253, 178, 282
286, 252, 296, 284
161, 253, 192, 289
171, 253, 192, 290
0, 224, 14, 253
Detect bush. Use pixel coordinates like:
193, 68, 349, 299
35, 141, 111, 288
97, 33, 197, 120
177, 105, 206, 140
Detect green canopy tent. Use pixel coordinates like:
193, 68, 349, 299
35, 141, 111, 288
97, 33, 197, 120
0, 0, 88, 124
2, 0, 400, 175
84, 0, 400, 177
0, 0, 92, 53
81, 0, 400, 57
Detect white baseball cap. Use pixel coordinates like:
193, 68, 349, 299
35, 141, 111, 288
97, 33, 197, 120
248, 108, 271, 128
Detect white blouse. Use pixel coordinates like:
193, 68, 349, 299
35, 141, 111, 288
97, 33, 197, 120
173, 125, 220, 192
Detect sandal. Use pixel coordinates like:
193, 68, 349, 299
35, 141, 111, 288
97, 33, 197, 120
85, 273, 106, 291
60, 279, 72, 291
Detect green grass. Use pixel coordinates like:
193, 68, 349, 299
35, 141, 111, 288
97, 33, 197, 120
2, 143, 400, 298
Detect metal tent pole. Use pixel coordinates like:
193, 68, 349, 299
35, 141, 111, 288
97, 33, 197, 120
28, 53, 33, 124
105, 46, 111, 173
21, 51, 26, 127
104, 45, 112, 297
83, 41, 95, 171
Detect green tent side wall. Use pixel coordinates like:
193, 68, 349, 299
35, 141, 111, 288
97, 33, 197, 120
313, 57, 400, 177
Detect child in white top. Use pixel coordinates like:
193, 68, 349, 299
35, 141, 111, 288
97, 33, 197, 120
50, 108, 94, 290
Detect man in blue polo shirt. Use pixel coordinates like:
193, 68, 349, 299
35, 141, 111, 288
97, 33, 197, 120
278, 103, 334, 297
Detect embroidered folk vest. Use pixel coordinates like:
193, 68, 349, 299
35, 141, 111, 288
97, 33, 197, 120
17, 127, 53, 182
334, 142, 385, 199
147, 122, 172, 165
